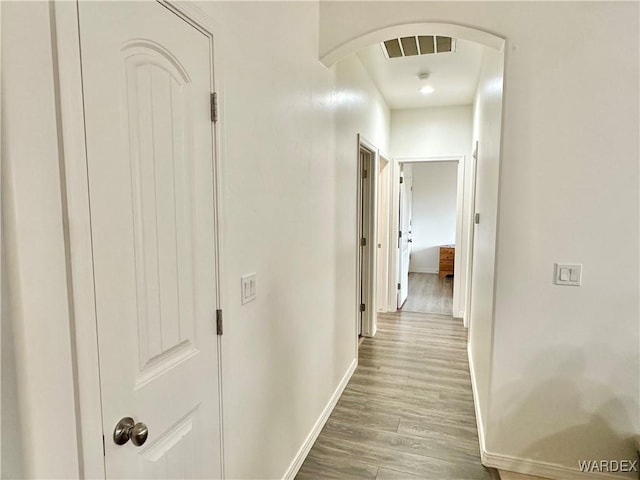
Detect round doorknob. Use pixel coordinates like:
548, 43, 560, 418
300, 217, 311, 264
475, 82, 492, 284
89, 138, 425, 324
113, 417, 149, 447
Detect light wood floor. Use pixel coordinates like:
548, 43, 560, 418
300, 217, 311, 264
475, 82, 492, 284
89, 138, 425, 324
296, 311, 496, 480
401, 273, 453, 315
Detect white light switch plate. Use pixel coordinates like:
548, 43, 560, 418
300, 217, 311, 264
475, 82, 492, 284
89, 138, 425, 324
241, 273, 257, 304
554, 264, 582, 286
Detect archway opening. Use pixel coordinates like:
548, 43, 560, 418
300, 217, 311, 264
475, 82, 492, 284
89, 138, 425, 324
327, 23, 505, 473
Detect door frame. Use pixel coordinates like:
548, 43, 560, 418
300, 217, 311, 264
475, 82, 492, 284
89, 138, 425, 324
356, 135, 378, 339
464, 142, 479, 328
0, 4, 3, 473
375, 154, 391, 314
396, 165, 412, 309
389, 156, 467, 317
51, 2, 225, 477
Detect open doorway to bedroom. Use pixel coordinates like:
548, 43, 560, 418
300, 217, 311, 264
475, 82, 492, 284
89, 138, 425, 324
397, 157, 464, 316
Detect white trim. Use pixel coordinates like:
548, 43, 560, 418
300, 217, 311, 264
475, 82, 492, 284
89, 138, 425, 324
393, 156, 467, 321
387, 158, 401, 312
0, 2, 3, 472
282, 359, 358, 480
53, 1, 225, 477
463, 141, 479, 329
452, 156, 466, 318
159, 3, 227, 476
0, 2, 3, 471
359, 135, 378, 157
467, 345, 487, 457
486, 453, 626, 480
376, 154, 392, 313
321, 22, 505, 67
51, 3, 105, 476
357, 134, 379, 338
409, 268, 438, 274
160, 0, 220, 33
396, 155, 463, 164
369, 143, 379, 333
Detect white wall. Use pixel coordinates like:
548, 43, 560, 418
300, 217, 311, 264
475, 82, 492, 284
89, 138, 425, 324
197, 3, 388, 478
320, 2, 640, 477
335, 55, 390, 154
1, 2, 389, 478
391, 106, 473, 159
409, 162, 458, 274
1, 2, 81, 477
333, 53, 390, 326
468, 45, 504, 441
0, 239, 23, 478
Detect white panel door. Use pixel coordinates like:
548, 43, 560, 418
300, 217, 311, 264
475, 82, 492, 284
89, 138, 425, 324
398, 172, 411, 308
78, 2, 221, 478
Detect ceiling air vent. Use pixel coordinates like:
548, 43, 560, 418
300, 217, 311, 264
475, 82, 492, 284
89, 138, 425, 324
382, 36, 456, 59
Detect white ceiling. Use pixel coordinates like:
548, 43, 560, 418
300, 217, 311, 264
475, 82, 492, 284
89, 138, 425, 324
356, 38, 485, 110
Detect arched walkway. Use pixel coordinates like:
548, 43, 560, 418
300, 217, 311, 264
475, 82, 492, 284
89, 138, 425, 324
320, 22, 504, 67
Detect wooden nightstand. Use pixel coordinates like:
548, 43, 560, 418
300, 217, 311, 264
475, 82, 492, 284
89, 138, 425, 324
439, 245, 455, 278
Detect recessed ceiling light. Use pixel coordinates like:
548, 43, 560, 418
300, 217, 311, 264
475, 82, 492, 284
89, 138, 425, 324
420, 85, 435, 94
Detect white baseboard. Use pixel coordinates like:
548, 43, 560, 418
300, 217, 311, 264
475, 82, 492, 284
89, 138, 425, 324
453, 309, 464, 320
282, 358, 357, 479
498, 470, 550, 480
467, 345, 487, 455
468, 347, 627, 480
486, 452, 627, 480
409, 268, 438, 274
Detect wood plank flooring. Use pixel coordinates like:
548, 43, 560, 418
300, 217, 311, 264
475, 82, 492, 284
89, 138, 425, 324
296, 311, 496, 480
401, 273, 453, 315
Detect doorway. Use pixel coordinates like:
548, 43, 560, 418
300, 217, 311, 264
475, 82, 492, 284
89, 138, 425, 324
396, 159, 463, 315
80, 3, 222, 477
57, 2, 224, 477
356, 136, 377, 338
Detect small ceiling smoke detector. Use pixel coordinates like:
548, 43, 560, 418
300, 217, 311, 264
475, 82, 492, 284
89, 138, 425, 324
418, 72, 434, 94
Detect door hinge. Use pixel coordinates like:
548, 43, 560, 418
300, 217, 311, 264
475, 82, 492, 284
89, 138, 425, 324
102, 435, 106, 456
362, 169, 368, 179
360, 237, 367, 247
216, 309, 223, 335
211, 92, 218, 123
398, 230, 402, 238
397, 283, 401, 290
360, 303, 366, 312
475, 213, 480, 225
399, 177, 404, 184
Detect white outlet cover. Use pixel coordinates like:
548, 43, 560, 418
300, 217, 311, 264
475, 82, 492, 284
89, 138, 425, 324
241, 273, 257, 304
